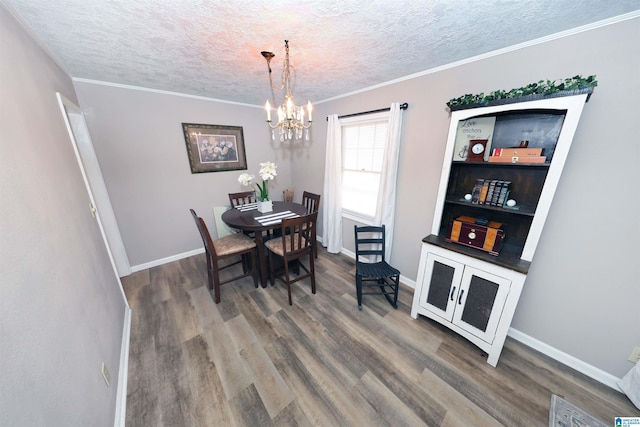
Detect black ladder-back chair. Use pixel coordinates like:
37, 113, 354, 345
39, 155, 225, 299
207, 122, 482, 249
354, 224, 400, 310
190, 209, 258, 303
301, 191, 321, 258
265, 212, 318, 305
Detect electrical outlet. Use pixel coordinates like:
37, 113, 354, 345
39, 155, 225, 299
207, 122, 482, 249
628, 347, 640, 364
101, 362, 110, 387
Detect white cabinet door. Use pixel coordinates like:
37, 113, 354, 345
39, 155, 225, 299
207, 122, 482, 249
453, 266, 511, 344
418, 253, 464, 321
417, 251, 512, 344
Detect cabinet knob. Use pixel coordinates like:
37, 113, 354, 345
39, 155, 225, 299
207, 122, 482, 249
468, 231, 476, 240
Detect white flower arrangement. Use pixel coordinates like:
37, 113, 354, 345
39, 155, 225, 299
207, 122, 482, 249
238, 161, 277, 201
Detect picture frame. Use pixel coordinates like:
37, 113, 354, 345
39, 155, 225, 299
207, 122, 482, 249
182, 123, 247, 173
452, 116, 496, 162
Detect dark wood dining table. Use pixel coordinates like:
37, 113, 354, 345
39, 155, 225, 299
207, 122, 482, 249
221, 201, 309, 287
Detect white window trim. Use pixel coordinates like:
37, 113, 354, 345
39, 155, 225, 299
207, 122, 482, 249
339, 111, 389, 224
343, 210, 375, 226
339, 111, 389, 125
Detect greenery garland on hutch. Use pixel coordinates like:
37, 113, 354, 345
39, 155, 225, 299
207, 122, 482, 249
446, 75, 596, 110
411, 77, 595, 366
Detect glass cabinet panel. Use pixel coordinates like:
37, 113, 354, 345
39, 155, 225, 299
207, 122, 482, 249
459, 275, 499, 333
419, 253, 465, 320
426, 260, 455, 312
454, 266, 511, 344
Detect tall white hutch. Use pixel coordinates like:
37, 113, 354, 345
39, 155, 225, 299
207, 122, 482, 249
411, 91, 591, 366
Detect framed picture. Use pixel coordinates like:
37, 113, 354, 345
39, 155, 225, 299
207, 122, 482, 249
452, 116, 496, 162
182, 123, 247, 173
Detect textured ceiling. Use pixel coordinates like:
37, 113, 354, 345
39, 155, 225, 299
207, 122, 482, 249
6, 1, 639, 106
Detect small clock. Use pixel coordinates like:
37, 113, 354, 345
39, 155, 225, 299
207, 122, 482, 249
466, 139, 488, 162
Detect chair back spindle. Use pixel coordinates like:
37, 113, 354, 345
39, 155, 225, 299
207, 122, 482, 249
302, 191, 320, 214
229, 191, 256, 208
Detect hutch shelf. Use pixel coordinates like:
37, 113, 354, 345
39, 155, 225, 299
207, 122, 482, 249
411, 93, 591, 366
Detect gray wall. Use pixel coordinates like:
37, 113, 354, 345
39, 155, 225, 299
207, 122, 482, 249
311, 17, 640, 379
0, 5, 127, 426
73, 83, 298, 267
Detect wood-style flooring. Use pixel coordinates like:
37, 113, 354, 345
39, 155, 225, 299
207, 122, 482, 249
122, 247, 639, 426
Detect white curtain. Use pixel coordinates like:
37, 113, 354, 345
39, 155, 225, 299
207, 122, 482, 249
321, 114, 343, 253
374, 102, 403, 261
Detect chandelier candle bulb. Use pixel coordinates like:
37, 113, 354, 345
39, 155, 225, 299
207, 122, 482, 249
265, 100, 271, 121
307, 101, 312, 121
286, 98, 293, 119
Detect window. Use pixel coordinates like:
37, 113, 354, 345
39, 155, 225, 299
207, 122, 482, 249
341, 112, 389, 221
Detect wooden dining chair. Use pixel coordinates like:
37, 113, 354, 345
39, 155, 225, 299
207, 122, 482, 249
354, 224, 400, 310
302, 191, 321, 258
190, 209, 258, 303
228, 191, 256, 208
302, 191, 320, 213
264, 212, 318, 305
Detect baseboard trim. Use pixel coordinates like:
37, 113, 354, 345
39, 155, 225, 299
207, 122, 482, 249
508, 327, 622, 392
114, 306, 132, 427
130, 248, 204, 273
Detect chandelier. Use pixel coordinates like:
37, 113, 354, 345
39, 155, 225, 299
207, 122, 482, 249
261, 40, 312, 142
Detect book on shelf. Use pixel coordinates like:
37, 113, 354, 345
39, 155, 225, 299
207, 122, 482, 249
488, 155, 547, 164
484, 180, 498, 205
490, 180, 504, 206
478, 180, 490, 204
471, 179, 484, 204
497, 181, 511, 207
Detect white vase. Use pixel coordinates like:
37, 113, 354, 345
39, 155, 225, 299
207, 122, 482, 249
257, 200, 273, 213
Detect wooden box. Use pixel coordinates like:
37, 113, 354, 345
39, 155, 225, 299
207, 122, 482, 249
492, 147, 543, 157
488, 155, 547, 164
446, 216, 505, 255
